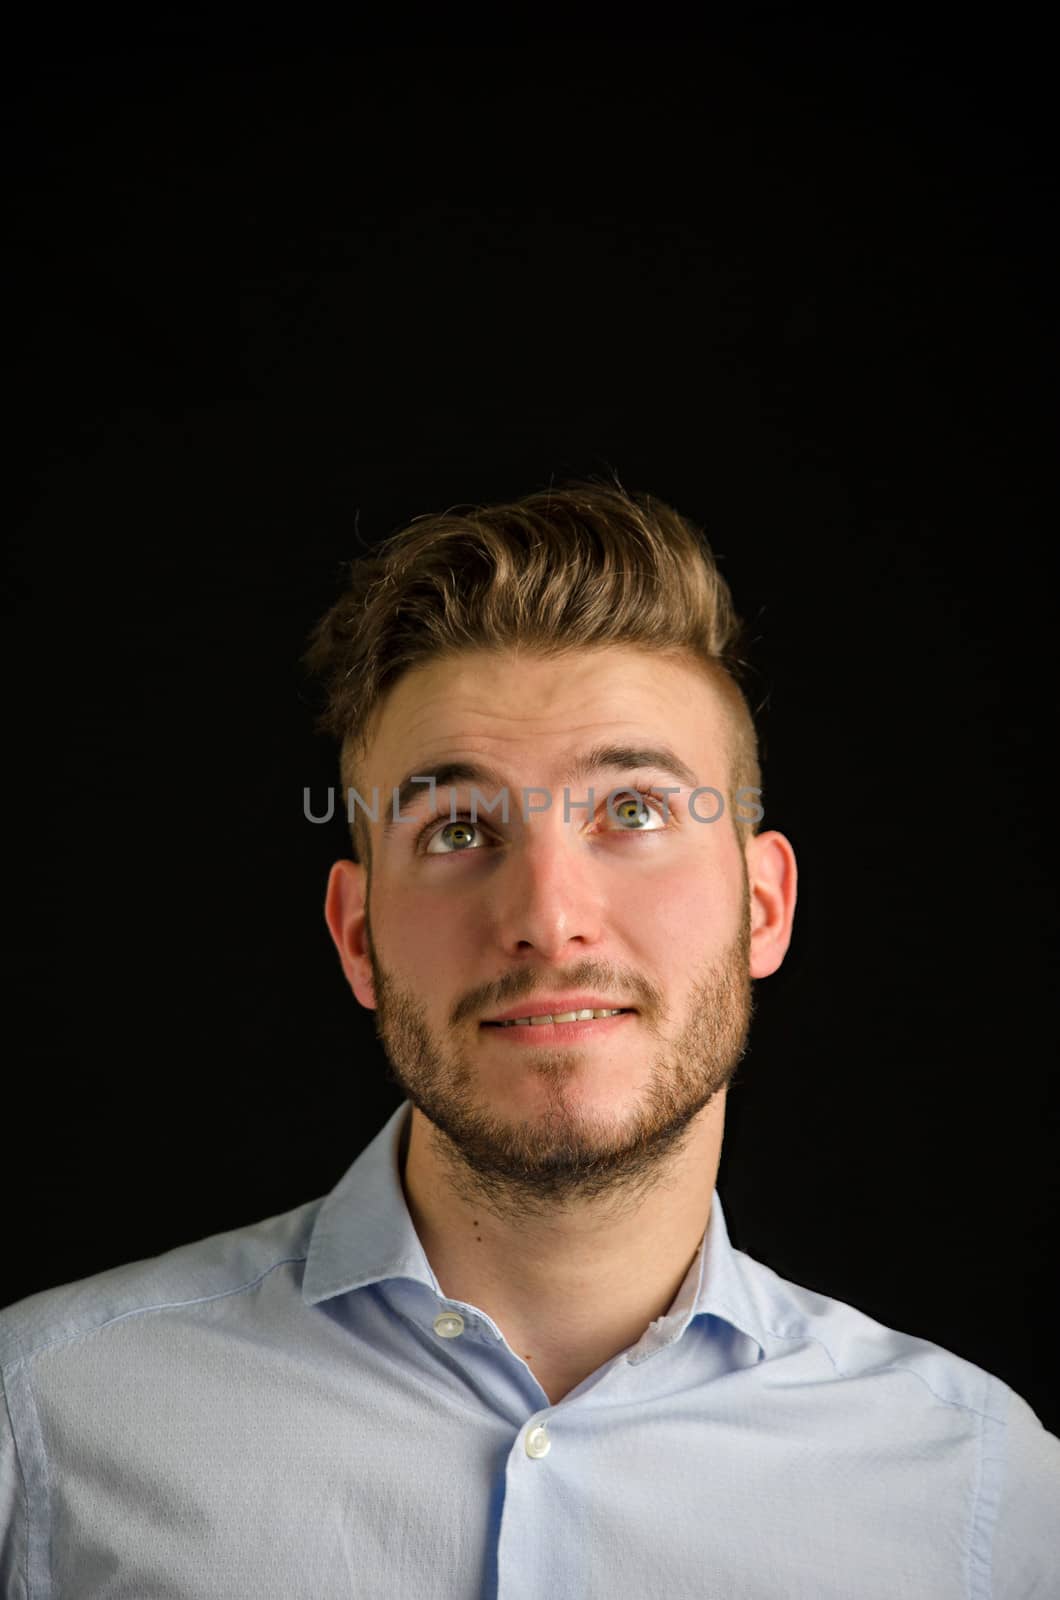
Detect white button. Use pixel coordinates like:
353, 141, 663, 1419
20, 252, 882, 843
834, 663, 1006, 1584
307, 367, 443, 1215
525, 1423, 551, 1459
433, 1311, 465, 1339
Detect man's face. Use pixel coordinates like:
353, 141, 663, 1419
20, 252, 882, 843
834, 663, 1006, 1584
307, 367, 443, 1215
339, 646, 759, 1217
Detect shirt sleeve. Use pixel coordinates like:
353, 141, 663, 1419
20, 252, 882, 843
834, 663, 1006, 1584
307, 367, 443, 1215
0, 1371, 28, 1600
990, 1384, 1060, 1599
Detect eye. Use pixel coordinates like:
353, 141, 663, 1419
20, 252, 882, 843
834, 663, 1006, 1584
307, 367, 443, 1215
423, 817, 485, 855
608, 787, 668, 832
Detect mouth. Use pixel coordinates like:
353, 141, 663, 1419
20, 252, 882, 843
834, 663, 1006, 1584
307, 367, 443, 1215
482, 1006, 636, 1028
479, 1008, 637, 1043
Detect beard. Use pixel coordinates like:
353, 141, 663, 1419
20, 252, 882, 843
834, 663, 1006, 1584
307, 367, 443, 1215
363, 873, 753, 1226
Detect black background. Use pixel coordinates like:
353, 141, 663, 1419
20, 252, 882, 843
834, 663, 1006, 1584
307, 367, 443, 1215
5, 19, 1057, 1433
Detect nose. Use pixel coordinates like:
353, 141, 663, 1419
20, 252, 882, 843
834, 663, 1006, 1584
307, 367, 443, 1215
489, 828, 605, 960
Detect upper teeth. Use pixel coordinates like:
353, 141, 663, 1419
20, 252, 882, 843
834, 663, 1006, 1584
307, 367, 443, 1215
493, 1008, 625, 1027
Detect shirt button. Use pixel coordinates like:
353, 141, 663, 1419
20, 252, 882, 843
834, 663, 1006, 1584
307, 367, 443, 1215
433, 1311, 465, 1339
525, 1424, 552, 1459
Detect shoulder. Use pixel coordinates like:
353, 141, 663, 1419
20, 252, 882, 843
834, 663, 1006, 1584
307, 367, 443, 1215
0, 1196, 324, 1373
988, 1384, 1060, 1599
0, 1197, 325, 1600
734, 1245, 1004, 1417
732, 1247, 1060, 1591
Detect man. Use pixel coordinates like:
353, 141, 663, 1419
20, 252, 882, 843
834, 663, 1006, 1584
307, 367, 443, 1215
2, 481, 1057, 1597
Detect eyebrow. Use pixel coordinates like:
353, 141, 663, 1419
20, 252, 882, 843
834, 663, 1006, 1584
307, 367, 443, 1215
380, 743, 701, 840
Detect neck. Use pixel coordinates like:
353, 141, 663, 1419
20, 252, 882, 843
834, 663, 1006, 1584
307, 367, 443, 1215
399, 1093, 725, 1403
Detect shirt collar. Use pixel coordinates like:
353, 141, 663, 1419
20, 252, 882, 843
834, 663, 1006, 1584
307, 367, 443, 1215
303, 1098, 766, 1359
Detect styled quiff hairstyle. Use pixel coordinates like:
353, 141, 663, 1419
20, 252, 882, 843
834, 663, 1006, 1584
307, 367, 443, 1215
301, 478, 761, 868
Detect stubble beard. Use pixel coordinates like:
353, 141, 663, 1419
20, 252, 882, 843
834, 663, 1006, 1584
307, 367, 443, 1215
363, 885, 753, 1224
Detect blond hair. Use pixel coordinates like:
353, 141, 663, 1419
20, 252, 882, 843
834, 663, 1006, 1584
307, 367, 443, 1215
302, 477, 762, 866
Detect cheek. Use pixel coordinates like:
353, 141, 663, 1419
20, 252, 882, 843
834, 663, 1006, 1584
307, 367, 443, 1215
371, 878, 476, 987
623, 853, 740, 948
622, 855, 746, 1029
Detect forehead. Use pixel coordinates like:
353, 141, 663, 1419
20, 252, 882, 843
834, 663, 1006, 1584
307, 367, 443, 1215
367, 646, 731, 778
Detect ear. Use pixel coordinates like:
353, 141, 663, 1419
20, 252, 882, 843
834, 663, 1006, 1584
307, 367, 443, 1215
324, 858, 377, 1010
744, 829, 798, 979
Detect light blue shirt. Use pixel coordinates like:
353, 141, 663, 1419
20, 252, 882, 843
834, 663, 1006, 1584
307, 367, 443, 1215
2, 1098, 1057, 1598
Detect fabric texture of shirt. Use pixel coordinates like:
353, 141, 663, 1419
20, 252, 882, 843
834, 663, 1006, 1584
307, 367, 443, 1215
2, 1098, 1057, 1599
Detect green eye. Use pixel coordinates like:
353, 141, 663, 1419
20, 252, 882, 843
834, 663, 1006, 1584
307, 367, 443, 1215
613, 794, 655, 828
424, 819, 483, 855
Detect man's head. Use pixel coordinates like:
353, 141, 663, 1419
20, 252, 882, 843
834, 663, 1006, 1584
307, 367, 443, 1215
303, 479, 763, 875
305, 481, 796, 1221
